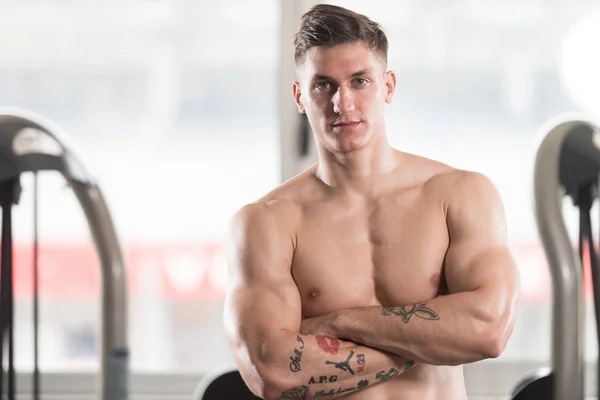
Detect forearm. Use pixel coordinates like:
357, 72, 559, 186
332, 291, 512, 366
258, 330, 415, 400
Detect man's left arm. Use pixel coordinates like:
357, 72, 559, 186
301, 171, 521, 366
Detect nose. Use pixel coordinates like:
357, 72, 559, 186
332, 86, 355, 114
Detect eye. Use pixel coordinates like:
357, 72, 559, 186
354, 78, 369, 86
314, 81, 332, 90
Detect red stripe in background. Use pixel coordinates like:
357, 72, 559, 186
5, 241, 583, 302
10, 242, 228, 300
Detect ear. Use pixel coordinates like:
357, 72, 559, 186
384, 70, 396, 104
292, 81, 305, 114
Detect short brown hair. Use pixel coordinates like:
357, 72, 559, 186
293, 4, 388, 66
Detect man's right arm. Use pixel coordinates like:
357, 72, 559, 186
223, 201, 414, 400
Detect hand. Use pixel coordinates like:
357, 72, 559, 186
299, 311, 339, 337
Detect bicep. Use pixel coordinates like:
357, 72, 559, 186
444, 172, 519, 295
223, 202, 302, 367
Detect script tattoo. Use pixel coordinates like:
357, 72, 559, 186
316, 336, 340, 355
289, 335, 305, 373
336, 386, 356, 395
281, 385, 309, 399
356, 354, 365, 373
381, 302, 440, 323
313, 381, 370, 398
313, 386, 357, 398
376, 368, 400, 382
308, 375, 338, 385
325, 350, 355, 375
314, 389, 335, 397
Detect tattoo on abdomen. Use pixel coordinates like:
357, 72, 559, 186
325, 350, 355, 375
316, 336, 340, 354
376, 368, 400, 382
381, 302, 440, 323
289, 335, 305, 373
280, 385, 308, 399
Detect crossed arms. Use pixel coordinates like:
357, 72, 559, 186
223, 171, 520, 399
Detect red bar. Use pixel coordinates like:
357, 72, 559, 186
3, 241, 576, 302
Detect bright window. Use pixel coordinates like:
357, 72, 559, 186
1, 0, 279, 373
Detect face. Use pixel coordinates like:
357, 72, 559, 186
293, 41, 396, 154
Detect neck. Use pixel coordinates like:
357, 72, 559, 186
315, 133, 400, 196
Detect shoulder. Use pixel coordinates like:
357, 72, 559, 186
431, 169, 506, 241
432, 169, 497, 194
260, 163, 324, 202
229, 166, 320, 245
422, 163, 500, 208
229, 198, 300, 244
444, 170, 501, 207
405, 154, 504, 225
396, 152, 454, 183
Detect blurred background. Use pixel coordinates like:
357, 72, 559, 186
2, 0, 600, 398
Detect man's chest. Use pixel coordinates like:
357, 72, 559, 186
292, 194, 450, 318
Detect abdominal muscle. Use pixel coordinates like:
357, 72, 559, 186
331, 364, 468, 400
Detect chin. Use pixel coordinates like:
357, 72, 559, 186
332, 133, 373, 153
335, 141, 369, 153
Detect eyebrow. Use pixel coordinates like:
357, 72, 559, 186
312, 68, 373, 81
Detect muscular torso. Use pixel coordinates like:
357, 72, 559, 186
264, 153, 468, 399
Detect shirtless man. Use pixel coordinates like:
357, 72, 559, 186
223, 4, 520, 399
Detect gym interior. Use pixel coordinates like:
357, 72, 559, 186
2, 1, 600, 399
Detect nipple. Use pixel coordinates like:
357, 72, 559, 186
430, 273, 441, 286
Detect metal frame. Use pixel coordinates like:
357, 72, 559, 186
0, 107, 129, 400
532, 113, 600, 400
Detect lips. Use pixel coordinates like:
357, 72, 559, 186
332, 121, 361, 128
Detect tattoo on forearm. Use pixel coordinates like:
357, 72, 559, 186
289, 335, 305, 373
356, 354, 365, 373
381, 302, 440, 323
404, 360, 415, 371
313, 381, 369, 398
314, 389, 336, 398
313, 386, 355, 398
336, 386, 356, 395
376, 368, 400, 382
308, 375, 338, 385
316, 336, 340, 354
281, 385, 308, 399
357, 379, 369, 389
325, 350, 355, 375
